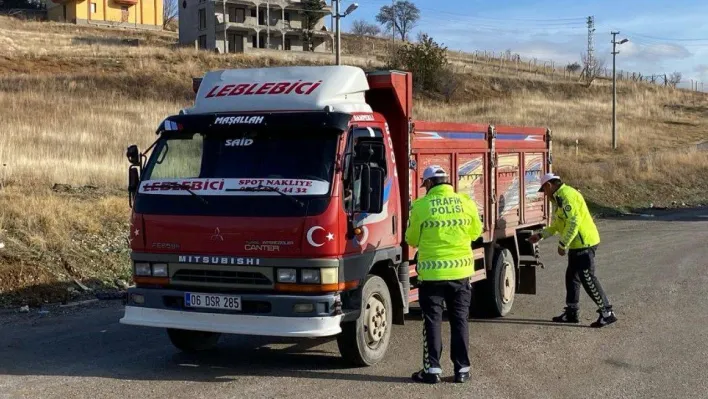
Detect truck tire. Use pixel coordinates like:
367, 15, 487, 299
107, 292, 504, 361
472, 248, 516, 318
166, 328, 221, 352
337, 275, 392, 366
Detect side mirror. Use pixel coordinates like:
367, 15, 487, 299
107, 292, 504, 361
367, 167, 385, 213
354, 164, 385, 214
358, 164, 371, 212
126, 144, 141, 167
128, 166, 140, 208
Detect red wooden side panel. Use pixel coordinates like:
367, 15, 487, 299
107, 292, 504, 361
524, 152, 546, 224
456, 153, 486, 227
494, 125, 548, 151
413, 153, 453, 201
496, 153, 521, 229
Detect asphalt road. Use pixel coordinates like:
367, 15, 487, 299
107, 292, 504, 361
1, 208, 707, 399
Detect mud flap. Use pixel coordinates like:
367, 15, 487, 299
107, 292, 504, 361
517, 263, 537, 295
516, 229, 543, 295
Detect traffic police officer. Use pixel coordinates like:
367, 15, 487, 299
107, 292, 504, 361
405, 165, 483, 384
529, 173, 618, 328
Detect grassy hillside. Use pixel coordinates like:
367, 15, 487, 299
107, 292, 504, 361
1, 16, 707, 306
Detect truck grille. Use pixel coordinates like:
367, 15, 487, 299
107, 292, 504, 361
172, 269, 272, 285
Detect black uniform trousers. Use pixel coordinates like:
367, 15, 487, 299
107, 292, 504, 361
418, 277, 472, 375
566, 245, 611, 311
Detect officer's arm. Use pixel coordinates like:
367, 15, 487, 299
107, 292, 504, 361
464, 195, 483, 241
558, 194, 581, 249
541, 213, 562, 238
404, 201, 422, 248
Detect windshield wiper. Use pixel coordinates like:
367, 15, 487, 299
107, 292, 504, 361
164, 182, 210, 206
230, 185, 304, 208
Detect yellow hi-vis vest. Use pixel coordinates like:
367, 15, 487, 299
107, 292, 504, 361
541, 184, 601, 250
405, 184, 483, 282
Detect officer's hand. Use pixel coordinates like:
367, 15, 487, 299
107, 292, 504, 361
557, 247, 566, 256
528, 234, 541, 244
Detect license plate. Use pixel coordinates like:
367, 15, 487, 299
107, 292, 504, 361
184, 292, 242, 311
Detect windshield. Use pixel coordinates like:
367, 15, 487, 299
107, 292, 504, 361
135, 128, 340, 217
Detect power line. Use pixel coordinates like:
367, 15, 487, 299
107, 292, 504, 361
618, 30, 708, 42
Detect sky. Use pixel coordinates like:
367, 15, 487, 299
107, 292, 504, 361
336, 0, 708, 89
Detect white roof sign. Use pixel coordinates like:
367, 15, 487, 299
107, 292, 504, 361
187, 65, 374, 115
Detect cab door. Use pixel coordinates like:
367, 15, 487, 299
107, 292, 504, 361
341, 124, 399, 255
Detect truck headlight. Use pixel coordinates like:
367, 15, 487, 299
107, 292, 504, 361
134, 262, 151, 276
277, 268, 297, 283
300, 269, 321, 284
152, 263, 168, 277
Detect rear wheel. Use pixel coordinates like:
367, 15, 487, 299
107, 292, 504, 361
166, 328, 221, 352
472, 248, 516, 317
337, 274, 392, 366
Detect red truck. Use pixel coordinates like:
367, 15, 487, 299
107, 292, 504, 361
120, 65, 551, 366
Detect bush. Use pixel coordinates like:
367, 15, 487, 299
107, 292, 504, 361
388, 33, 449, 94
566, 62, 581, 73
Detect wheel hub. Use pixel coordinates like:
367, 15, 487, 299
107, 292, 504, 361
363, 295, 387, 345
501, 260, 515, 304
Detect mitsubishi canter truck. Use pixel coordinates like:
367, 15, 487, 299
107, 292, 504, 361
120, 65, 551, 366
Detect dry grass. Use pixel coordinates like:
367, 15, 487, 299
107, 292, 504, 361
0, 76, 183, 188
0, 16, 707, 304
0, 187, 130, 306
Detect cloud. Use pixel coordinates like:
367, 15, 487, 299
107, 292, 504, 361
620, 42, 692, 62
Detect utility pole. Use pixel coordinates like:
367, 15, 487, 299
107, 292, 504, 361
223, 0, 227, 53
587, 16, 595, 68
335, 0, 341, 65
267, 0, 270, 49
333, 1, 358, 65
391, 0, 395, 44
582, 16, 595, 82
331, 0, 334, 40
611, 31, 629, 150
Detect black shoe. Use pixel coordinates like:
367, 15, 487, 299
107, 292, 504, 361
590, 309, 617, 328
552, 307, 579, 323
411, 369, 441, 384
454, 371, 470, 383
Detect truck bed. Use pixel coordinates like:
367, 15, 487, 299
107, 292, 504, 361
410, 120, 551, 240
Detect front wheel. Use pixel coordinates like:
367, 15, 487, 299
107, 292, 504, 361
337, 274, 393, 366
166, 328, 221, 352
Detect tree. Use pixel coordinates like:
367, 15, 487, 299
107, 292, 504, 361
580, 52, 606, 87
375, 0, 420, 42
668, 72, 682, 88
350, 19, 380, 37
163, 0, 178, 31
302, 0, 324, 52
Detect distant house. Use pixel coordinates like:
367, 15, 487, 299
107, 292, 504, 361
46, 0, 164, 30
179, 0, 333, 53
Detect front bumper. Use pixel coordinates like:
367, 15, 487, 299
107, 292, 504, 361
119, 287, 347, 337
120, 306, 344, 337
